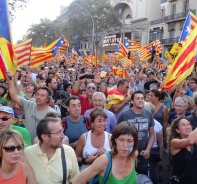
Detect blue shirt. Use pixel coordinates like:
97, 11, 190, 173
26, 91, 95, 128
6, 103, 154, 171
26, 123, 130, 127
168, 111, 191, 125
84, 108, 117, 133
186, 88, 194, 98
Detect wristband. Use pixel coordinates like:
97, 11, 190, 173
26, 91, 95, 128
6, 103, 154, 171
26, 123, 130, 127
82, 157, 87, 164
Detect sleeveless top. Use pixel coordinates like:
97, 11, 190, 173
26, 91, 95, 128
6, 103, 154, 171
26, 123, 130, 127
0, 162, 26, 184
99, 164, 136, 184
81, 131, 111, 171
154, 104, 163, 126
172, 145, 197, 184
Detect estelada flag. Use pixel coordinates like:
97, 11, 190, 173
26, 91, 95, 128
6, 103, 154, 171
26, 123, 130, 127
162, 25, 197, 90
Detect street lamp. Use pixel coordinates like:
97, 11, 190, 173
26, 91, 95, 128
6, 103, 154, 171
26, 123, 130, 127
73, 3, 95, 52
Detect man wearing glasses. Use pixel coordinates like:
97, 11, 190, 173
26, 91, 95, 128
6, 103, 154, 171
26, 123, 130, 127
0, 106, 31, 146
24, 117, 79, 184
71, 73, 105, 115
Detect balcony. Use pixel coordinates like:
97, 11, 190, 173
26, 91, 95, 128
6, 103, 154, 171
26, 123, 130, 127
150, 18, 164, 25
161, 37, 179, 45
164, 9, 196, 22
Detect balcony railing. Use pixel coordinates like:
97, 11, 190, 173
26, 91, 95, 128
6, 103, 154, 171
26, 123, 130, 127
150, 19, 164, 25
161, 37, 179, 45
164, 9, 196, 22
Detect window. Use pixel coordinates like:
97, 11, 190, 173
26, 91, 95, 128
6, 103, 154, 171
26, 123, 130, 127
183, 0, 189, 12
171, 4, 176, 15
169, 29, 175, 38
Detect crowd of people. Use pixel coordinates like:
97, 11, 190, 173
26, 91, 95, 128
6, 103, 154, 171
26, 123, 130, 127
0, 60, 197, 184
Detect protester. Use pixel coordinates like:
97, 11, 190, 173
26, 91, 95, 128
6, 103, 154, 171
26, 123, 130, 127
63, 96, 91, 149
0, 130, 36, 184
24, 117, 79, 183
73, 121, 138, 184
7, 70, 56, 141
84, 92, 117, 133
117, 90, 154, 175
168, 117, 197, 184
105, 78, 131, 119
75, 109, 111, 172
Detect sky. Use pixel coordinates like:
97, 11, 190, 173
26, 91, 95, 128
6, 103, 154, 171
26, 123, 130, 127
12, 0, 73, 43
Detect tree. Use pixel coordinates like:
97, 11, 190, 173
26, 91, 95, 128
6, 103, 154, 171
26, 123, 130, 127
65, 0, 121, 47
9, 0, 30, 21
26, 18, 60, 47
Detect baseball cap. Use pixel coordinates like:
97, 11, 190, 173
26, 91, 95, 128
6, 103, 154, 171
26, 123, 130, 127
0, 106, 14, 115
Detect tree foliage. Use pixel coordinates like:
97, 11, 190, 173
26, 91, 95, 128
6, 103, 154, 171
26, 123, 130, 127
9, 0, 30, 21
22, 0, 121, 48
66, 0, 121, 44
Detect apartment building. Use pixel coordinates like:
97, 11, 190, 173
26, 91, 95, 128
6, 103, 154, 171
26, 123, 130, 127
58, 0, 197, 54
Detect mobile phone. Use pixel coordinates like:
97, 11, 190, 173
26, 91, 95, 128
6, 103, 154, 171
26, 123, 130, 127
86, 74, 94, 79
79, 75, 86, 80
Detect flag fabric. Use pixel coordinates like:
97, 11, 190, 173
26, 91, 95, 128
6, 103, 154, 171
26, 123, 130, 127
123, 58, 133, 67
0, 36, 17, 79
154, 40, 162, 57
84, 51, 92, 68
179, 11, 197, 43
164, 51, 174, 63
115, 42, 128, 60
0, 51, 7, 79
30, 36, 67, 68
170, 42, 182, 55
124, 38, 142, 51
0, 0, 11, 42
162, 26, 197, 90
157, 62, 163, 71
104, 88, 129, 110
137, 42, 154, 61
42, 42, 47, 48
101, 51, 108, 62
14, 39, 32, 68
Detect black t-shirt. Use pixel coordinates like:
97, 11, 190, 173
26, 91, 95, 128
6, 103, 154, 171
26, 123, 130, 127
144, 80, 158, 91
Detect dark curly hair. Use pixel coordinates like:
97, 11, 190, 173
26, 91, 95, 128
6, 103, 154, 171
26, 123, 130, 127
167, 117, 192, 153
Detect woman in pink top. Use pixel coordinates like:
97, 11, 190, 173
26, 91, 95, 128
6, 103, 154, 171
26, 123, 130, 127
0, 130, 36, 184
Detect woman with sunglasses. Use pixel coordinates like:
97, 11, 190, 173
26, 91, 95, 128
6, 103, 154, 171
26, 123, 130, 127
75, 109, 111, 172
73, 121, 138, 184
168, 117, 197, 184
0, 130, 36, 184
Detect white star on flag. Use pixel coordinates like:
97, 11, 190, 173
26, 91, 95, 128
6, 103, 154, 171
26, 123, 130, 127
186, 26, 190, 33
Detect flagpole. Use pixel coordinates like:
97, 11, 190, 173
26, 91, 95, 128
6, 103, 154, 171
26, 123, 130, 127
73, 3, 94, 53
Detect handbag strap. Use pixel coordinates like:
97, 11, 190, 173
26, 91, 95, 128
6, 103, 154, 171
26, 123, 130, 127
102, 151, 112, 184
61, 146, 67, 184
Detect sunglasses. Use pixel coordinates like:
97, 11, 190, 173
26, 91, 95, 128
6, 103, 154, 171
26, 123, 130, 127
87, 86, 96, 90
0, 116, 12, 121
181, 92, 186, 95
3, 144, 24, 153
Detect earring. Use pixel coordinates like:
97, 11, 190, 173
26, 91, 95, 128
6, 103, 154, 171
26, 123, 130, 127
91, 127, 94, 132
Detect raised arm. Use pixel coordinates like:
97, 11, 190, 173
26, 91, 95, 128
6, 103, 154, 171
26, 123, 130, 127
6, 71, 21, 106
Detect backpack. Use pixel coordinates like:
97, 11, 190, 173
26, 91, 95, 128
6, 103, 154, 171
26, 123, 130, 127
89, 151, 112, 184
62, 116, 91, 134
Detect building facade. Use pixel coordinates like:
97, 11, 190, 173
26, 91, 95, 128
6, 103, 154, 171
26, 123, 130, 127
58, 0, 197, 54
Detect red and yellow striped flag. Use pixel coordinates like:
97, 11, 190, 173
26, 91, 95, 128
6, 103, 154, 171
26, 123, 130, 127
0, 36, 17, 79
14, 39, 32, 68
162, 26, 197, 90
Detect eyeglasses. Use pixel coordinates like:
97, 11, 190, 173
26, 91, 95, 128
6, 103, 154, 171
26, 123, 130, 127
3, 144, 24, 153
87, 86, 96, 90
181, 92, 186, 95
0, 116, 12, 121
45, 129, 64, 135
